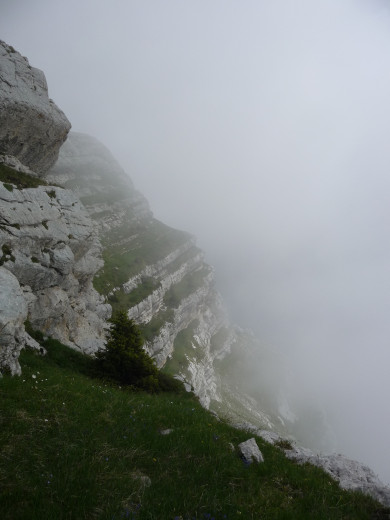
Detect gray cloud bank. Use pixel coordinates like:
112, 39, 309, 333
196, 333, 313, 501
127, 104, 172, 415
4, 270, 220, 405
2, 0, 390, 483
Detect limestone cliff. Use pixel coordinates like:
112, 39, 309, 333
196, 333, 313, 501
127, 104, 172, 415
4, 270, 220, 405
1, 41, 390, 506
48, 132, 232, 407
0, 45, 109, 375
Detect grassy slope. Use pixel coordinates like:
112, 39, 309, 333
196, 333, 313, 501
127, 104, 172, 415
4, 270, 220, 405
1, 343, 388, 520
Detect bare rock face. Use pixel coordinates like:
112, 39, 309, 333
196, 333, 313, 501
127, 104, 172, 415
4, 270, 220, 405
0, 267, 41, 375
0, 180, 111, 362
0, 41, 71, 174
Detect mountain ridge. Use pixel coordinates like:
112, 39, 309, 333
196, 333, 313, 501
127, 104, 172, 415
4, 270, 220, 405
1, 40, 390, 508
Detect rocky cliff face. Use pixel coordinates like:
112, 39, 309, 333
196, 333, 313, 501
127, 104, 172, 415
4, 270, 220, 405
0, 46, 109, 375
48, 132, 233, 407
0, 41, 71, 174
2, 41, 390, 506
0, 176, 111, 373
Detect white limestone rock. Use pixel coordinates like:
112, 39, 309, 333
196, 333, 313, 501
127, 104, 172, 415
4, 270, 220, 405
238, 438, 264, 464
0, 180, 111, 356
0, 41, 71, 173
0, 267, 41, 375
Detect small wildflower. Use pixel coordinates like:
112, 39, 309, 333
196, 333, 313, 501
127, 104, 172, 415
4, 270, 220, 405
152, 458, 157, 462
32, 374, 36, 379
44, 419, 48, 422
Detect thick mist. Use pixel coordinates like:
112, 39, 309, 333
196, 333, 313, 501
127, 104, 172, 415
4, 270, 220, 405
2, 0, 390, 483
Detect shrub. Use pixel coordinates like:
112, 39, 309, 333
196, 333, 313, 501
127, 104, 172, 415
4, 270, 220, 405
95, 312, 161, 391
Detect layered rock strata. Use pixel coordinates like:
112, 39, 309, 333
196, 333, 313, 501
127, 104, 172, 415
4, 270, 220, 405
48, 132, 232, 407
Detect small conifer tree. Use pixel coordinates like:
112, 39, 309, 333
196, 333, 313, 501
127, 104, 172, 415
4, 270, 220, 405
96, 311, 160, 391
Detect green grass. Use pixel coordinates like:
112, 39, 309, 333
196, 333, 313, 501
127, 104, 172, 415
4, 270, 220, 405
0, 163, 49, 189
1, 342, 389, 519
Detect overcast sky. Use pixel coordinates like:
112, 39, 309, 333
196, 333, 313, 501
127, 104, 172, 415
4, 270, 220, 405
2, 0, 390, 484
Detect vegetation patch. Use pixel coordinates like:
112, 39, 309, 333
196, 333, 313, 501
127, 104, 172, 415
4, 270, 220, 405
164, 266, 211, 309
94, 219, 191, 296
46, 189, 56, 199
0, 244, 15, 266
140, 308, 175, 343
163, 320, 200, 376
0, 336, 388, 519
108, 278, 161, 314
275, 439, 294, 451
0, 163, 49, 190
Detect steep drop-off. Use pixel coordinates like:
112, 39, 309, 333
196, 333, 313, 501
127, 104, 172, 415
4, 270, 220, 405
1, 41, 390, 506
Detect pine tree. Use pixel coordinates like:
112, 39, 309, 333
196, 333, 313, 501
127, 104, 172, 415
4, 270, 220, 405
96, 311, 159, 391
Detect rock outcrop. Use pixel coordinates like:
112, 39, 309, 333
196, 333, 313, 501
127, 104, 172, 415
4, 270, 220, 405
0, 41, 71, 174
0, 180, 110, 365
0, 267, 41, 375
258, 430, 390, 507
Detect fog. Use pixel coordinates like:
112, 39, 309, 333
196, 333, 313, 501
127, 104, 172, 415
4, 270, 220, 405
2, 0, 390, 483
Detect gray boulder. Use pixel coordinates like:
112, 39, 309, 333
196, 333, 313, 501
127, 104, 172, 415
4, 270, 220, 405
238, 438, 264, 464
0, 41, 71, 173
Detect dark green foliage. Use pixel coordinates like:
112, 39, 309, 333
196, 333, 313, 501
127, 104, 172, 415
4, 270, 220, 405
24, 320, 44, 343
156, 371, 185, 393
95, 312, 161, 391
0, 244, 15, 266
3, 183, 13, 192
46, 189, 56, 199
